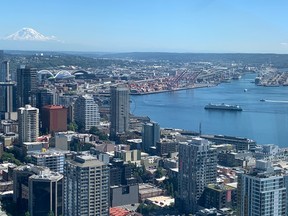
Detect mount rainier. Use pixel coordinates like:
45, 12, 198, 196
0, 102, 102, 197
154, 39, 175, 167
4, 28, 57, 41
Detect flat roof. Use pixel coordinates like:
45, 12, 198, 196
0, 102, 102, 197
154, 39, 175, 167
67, 155, 105, 168
42, 105, 65, 109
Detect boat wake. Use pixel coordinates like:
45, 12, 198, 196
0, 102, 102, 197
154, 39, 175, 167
265, 100, 288, 103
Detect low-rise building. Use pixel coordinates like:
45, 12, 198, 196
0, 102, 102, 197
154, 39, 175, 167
115, 149, 141, 165
156, 139, 177, 156
199, 183, 237, 210
138, 183, 166, 201
146, 195, 174, 208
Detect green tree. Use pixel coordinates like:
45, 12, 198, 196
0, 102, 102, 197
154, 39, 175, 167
89, 126, 108, 140
1, 152, 22, 166
67, 122, 78, 132
155, 167, 164, 178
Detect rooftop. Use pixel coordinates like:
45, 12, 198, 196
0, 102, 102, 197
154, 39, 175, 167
30, 171, 63, 181
42, 105, 65, 110
146, 196, 174, 207
207, 183, 236, 192
67, 155, 105, 167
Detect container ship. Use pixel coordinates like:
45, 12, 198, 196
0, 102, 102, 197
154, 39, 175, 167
204, 103, 242, 111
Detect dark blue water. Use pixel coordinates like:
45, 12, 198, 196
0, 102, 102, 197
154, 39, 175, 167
131, 74, 288, 147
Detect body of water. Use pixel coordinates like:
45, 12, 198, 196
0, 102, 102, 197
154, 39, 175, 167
131, 74, 288, 147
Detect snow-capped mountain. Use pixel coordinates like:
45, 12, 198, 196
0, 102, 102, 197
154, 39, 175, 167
5, 28, 57, 41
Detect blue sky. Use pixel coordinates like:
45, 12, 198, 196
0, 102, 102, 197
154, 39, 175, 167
1, 0, 288, 53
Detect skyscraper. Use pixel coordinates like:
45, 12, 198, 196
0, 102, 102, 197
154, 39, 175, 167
0, 61, 16, 119
74, 94, 100, 131
36, 88, 55, 110
29, 172, 63, 216
18, 105, 39, 145
238, 160, 287, 216
142, 122, 160, 152
177, 137, 217, 214
110, 85, 130, 140
13, 165, 50, 212
0, 50, 3, 75
64, 155, 109, 216
16, 65, 37, 108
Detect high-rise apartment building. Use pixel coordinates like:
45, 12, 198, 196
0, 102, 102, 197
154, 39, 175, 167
18, 105, 39, 145
29, 172, 63, 216
31, 151, 65, 173
238, 160, 287, 216
16, 65, 37, 108
177, 137, 217, 214
142, 122, 160, 152
41, 105, 67, 133
110, 85, 130, 140
64, 155, 109, 216
74, 95, 100, 131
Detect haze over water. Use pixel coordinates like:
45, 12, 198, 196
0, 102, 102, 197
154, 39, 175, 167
131, 74, 288, 148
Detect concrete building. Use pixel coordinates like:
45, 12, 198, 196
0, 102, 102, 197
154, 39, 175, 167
110, 85, 130, 140
52, 132, 73, 151
0, 119, 18, 134
110, 185, 139, 207
109, 159, 136, 187
141, 156, 161, 171
16, 65, 37, 108
109, 159, 138, 207
199, 183, 237, 210
142, 122, 160, 152
138, 183, 166, 201
218, 151, 254, 168
177, 137, 217, 214
0, 132, 17, 147
31, 151, 65, 173
41, 105, 67, 133
74, 94, 100, 131
238, 160, 287, 216
201, 134, 256, 152
64, 155, 109, 216
115, 149, 141, 165
156, 139, 177, 156
28, 172, 63, 216
18, 105, 39, 145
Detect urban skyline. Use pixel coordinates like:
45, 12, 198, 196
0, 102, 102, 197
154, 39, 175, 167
1, 1, 288, 215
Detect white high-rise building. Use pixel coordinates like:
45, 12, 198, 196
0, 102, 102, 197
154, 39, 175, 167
74, 95, 100, 131
238, 160, 287, 216
110, 85, 130, 139
64, 155, 109, 216
177, 137, 217, 214
18, 105, 39, 145
31, 151, 65, 173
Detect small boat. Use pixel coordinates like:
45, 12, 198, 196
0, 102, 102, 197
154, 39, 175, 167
244, 89, 248, 92
260, 99, 266, 102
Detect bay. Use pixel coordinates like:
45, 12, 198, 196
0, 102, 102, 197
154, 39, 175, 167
131, 74, 288, 147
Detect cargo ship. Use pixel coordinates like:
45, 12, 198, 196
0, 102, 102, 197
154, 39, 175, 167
204, 103, 242, 111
